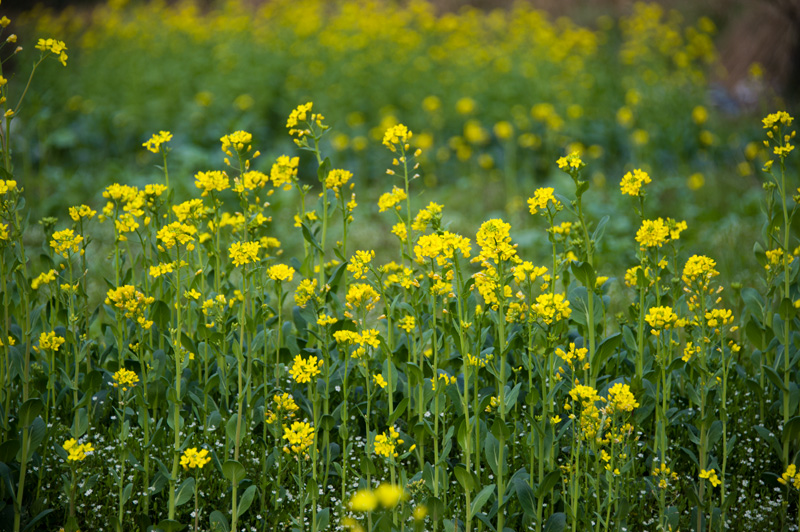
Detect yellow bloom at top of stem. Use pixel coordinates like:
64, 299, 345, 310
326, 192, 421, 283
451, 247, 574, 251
512, 261, 548, 284
270, 155, 299, 191
112, 367, 139, 392
391, 222, 407, 242
220, 130, 252, 157
105, 285, 155, 329
705, 308, 733, 328
156, 221, 197, 251
229, 241, 260, 267
0, 179, 18, 195
556, 151, 584, 171
63, 438, 94, 461
345, 283, 380, 312
635, 218, 669, 249
325, 169, 353, 196
69, 204, 97, 222
267, 263, 295, 282
383, 124, 412, 152
172, 199, 205, 222
682, 254, 718, 287
779, 464, 800, 489
289, 354, 323, 384
556, 342, 588, 370
265, 393, 299, 424
474, 218, 519, 264
347, 249, 375, 280
527, 187, 560, 215
398, 315, 416, 333
142, 131, 172, 153
373, 373, 387, 389
619, 168, 651, 196
378, 186, 407, 213
31, 269, 57, 290
180, 447, 211, 470
50, 228, 83, 258
699, 469, 721, 487
35, 37, 68, 66
763, 111, 794, 130
645, 306, 681, 331
194, 170, 230, 196
294, 278, 318, 308
533, 292, 572, 325
282, 421, 314, 455
286, 102, 313, 129
569, 384, 600, 406
412, 202, 444, 232
374, 426, 404, 458
34, 331, 65, 352
606, 383, 639, 413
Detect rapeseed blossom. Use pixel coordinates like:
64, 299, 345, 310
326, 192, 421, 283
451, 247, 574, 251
34, 331, 65, 352
229, 241, 260, 267
270, 155, 299, 191
63, 439, 94, 461
382, 124, 411, 151
294, 278, 318, 307
265, 393, 299, 424
68, 205, 97, 221
779, 464, 800, 489
374, 426, 403, 458
527, 187, 560, 215
606, 383, 639, 413
180, 447, 211, 470
378, 186, 407, 212
31, 269, 57, 290
282, 421, 314, 454
194, 170, 229, 196
267, 264, 295, 282
635, 218, 669, 249
699, 468, 721, 487
105, 285, 154, 329
50, 228, 83, 258
533, 293, 572, 325
220, 130, 252, 156
289, 354, 323, 384
142, 131, 172, 153
645, 306, 681, 332
347, 250, 375, 280
112, 368, 139, 392
35, 37, 68, 65
619, 169, 651, 196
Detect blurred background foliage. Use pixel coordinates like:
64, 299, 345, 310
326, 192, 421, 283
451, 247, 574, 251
5, 0, 799, 282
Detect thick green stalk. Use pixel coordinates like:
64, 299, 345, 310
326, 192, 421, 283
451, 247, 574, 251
168, 248, 183, 521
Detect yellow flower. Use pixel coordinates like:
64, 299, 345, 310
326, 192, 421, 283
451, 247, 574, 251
606, 383, 639, 413
112, 368, 139, 392
229, 241, 260, 267
373, 374, 388, 389
391, 222, 407, 242
50, 228, 83, 258
349, 488, 378, 512
282, 421, 314, 454
156, 222, 197, 251
180, 447, 211, 470
265, 393, 299, 424
383, 124, 412, 151
325, 169, 353, 195
533, 293, 571, 325
194, 170, 229, 196
31, 269, 57, 290
635, 218, 669, 249
34, 331, 65, 352
556, 152, 584, 171
378, 186, 407, 213
619, 169, 651, 196
374, 426, 404, 458
142, 131, 172, 153
375, 483, 405, 508
63, 438, 94, 461
35, 37, 68, 65
399, 315, 415, 333
294, 278, 318, 308
527, 187, 560, 215
289, 354, 323, 384
347, 250, 375, 280
645, 306, 680, 331
286, 102, 313, 129
220, 130, 252, 157
270, 155, 299, 190
68, 205, 97, 221
267, 263, 295, 282
699, 469, 721, 488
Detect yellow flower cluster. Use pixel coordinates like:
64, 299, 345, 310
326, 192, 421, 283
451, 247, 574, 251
112, 367, 139, 392
619, 168, 651, 196
31, 269, 57, 290
382, 124, 411, 151
50, 228, 83, 258
294, 278, 318, 308
652, 462, 679, 489
349, 483, 405, 512
347, 250, 375, 280
778, 464, 800, 489
194, 170, 229, 196
289, 354, 323, 384
333, 329, 381, 358
63, 438, 94, 462
34, 331, 65, 352
286, 102, 313, 132
556, 342, 588, 370
391, 222, 407, 242
556, 152, 584, 172
105, 285, 154, 329
220, 130, 253, 157
606, 383, 639, 413
270, 155, 299, 191
265, 393, 299, 424
0, 179, 17, 196
705, 308, 733, 328
68, 204, 97, 221
282, 421, 314, 455
412, 202, 443, 231
527, 187, 560, 215
156, 221, 197, 251
644, 306, 681, 332
180, 447, 211, 470
374, 426, 404, 458
699, 468, 721, 487
533, 293, 572, 325
325, 169, 353, 196
398, 315, 415, 333
35, 37, 68, 66
345, 283, 380, 313
149, 260, 187, 278
142, 130, 172, 153
229, 241, 260, 267
635, 218, 669, 249
373, 373, 388, 389
267, 263, 295, 282
378, 186, 407, 212
682, 254, 718, 288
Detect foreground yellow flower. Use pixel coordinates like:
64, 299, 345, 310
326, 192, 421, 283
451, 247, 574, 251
349, 488, 378, 512
50, 228, 83, 258
699, 468, 721, 487
289, 354, 323, 384
142, 131, 172, 153
527, 187, 560, 215
112, 368, 139, 392
63, 438, 94, 462
267, 263, 295, 282
619, 168, 651, 196
180, 447, 211, 470
282, 421, 314, 454
382, 124, 411, 151
35, 37, 68, 65
34, 331, 65, 353
229, 241, 260, 267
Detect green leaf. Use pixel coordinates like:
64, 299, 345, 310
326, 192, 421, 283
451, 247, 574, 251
535, 469, 561, 498
454, 465, 475, 492
209, 511, 230, 532
764, 365, 787, 393
388, 398, 409, 426
175, 477, 195, 506
544, 512, 567, 532
469, 483, 495, 519
571, 260, 596, 289
301, 223, 323, 254
515, 479, 536, 518
237, 484, 257, 518
22, 509, 55, 532
155, 519, 185, 532
591, 215, 610, 244
592, 333, 621, 371
19, 398, 44, 427
222, 460, 246, 485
